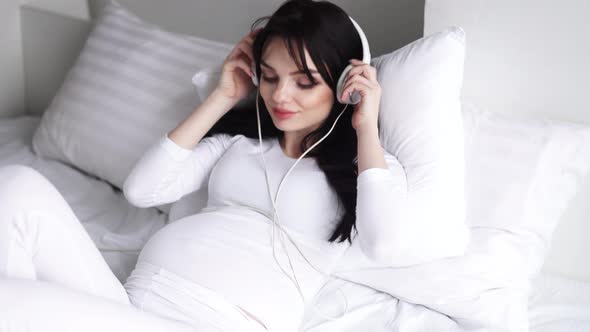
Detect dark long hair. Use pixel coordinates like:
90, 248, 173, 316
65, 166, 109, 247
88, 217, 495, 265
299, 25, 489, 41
204, 0, 364, 243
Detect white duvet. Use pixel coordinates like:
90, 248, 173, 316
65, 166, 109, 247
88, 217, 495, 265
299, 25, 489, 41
1, 115, 588, 331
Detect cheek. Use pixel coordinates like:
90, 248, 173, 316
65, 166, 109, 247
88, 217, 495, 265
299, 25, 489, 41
258, 85, 273, 108
258, 84, 270, 99
306, 90, 334, 116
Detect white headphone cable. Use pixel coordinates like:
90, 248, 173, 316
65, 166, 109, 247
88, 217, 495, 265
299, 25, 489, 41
256, 88, 348, 280
254, 88, 353, 321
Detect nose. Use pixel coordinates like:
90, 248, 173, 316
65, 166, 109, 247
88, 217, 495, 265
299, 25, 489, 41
271, 79, 295, 104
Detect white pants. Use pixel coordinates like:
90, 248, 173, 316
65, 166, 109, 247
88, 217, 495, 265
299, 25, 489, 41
0, 164, 262, 332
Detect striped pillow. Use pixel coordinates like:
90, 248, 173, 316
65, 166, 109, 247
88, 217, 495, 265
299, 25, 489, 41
32, 0, 232, 214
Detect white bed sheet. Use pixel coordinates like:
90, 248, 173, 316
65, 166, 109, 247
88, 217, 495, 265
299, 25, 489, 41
528, 273, 590, 331
1, 114, 588, 331
301, 273, 590, 332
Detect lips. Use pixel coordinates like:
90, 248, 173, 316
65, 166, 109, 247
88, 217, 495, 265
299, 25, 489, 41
272, 107, 298, 120
272, 107, 297, 114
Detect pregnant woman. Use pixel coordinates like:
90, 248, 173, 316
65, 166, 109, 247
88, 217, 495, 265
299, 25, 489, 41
0, 0, 401, 331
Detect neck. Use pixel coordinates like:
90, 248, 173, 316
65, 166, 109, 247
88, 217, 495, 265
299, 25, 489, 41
279, 136, 303, 159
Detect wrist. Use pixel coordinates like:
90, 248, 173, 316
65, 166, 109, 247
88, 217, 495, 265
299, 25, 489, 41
355, 122, 379, 138
208, 89, 240, 113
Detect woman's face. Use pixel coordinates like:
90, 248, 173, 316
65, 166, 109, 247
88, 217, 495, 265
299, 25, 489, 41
259, 37, 334, 138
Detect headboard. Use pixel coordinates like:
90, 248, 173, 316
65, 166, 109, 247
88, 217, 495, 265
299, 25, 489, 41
425, 0, 590, 281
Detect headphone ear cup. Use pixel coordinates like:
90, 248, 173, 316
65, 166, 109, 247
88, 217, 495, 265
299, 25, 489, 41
336, 64, 353, 104
251, 63, 259, 87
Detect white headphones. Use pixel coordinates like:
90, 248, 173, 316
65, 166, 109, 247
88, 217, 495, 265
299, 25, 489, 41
249, 15, 371, 324
336, 16, 372, 104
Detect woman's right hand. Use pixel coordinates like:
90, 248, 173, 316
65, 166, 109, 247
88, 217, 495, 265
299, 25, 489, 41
214, 28, 262, 103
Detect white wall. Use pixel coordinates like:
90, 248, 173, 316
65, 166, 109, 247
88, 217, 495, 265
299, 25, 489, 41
0, 0, 26, 118
425, 0, 590, 282
0, 0, 88, 118
17, 0, 424, 116
20, 6, 91, 115
88, 0, 424, 58
20, 0, 90, 20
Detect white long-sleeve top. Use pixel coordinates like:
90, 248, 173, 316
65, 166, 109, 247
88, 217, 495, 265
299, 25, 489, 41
122, 132, 409, 331
124, 132, 409, 260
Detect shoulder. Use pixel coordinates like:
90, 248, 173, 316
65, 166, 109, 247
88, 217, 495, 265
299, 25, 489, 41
197, 133, 248, 152
204, 133, 246, 143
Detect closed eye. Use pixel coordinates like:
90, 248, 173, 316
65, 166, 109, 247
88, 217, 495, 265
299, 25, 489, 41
261, 75, 317, 90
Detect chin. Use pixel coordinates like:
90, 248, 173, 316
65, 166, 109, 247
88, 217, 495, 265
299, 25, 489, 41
268, 112, 294, 127
271, 120, 292, 131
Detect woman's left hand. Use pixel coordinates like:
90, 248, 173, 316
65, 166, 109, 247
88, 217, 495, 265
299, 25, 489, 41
340, 59, 381, 132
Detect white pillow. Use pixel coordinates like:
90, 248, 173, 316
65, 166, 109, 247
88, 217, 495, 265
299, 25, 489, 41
370, 26, 469, 263
31, 0, 233, 214
461, 102, 590, 277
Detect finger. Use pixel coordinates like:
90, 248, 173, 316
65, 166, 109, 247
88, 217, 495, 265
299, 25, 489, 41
245, 29, 261, 46
228, 58, 253, 77
349, 59, 377, 80
251, 27, 263, 36
227, 44, 253, 67
245, 32, 256, 44
343, 78, 373, 95
236, 43, 254, 65
344, 73, 376, 90
244, 39, 254, 54
244, 28, 262, 51
226, 42, 246, 62
245, 29, 262, 42
226, 46, 240, 61
347, 63, 376, 82
238, 59, 254, 77
341, 79, 373, 101
366, 65, 377, 82
228, 34, 255, 62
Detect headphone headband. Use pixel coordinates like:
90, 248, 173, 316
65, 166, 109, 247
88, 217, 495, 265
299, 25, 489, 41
348, 16, 371, 64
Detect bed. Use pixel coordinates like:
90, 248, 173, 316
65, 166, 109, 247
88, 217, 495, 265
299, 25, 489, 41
1, 0, 589, 331
2, 110, 589, 332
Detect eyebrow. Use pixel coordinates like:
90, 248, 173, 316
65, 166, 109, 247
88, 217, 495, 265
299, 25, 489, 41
260, 60, 319, 75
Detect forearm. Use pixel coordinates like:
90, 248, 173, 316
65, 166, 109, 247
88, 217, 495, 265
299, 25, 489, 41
356, 124, 387, 174
355, 124, 467, 266
168, 89, 237, 150
125, 90, 236, 207
355, 122, 412, 264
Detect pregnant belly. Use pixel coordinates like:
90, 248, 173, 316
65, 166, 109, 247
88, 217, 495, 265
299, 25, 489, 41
135, 206, 337, 331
